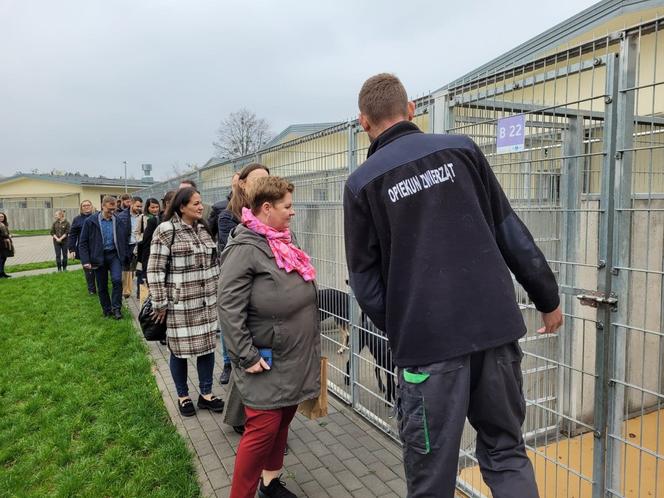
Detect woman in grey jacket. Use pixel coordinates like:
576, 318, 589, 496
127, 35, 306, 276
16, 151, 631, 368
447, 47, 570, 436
218, 176, 320, 498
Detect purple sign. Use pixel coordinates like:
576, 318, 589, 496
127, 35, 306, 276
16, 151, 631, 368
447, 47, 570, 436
496, 115, 526, 154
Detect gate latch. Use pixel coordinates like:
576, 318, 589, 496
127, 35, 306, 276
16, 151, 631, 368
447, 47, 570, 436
576, 291, 618, 311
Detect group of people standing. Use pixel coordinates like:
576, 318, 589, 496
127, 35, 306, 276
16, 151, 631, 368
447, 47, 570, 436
63, 194, 165, 319
38, 72, 565, 498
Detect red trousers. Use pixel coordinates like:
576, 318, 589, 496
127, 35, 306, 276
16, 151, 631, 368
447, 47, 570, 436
229, 404, 297, 498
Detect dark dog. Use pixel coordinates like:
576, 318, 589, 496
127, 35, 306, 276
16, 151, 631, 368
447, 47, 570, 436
318, 288, 350, 354
318, 287, 396, 404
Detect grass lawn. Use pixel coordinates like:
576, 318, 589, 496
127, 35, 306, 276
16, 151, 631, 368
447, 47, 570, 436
5, 260, 80, 273
0, 271, 200, 497
11, 229, 51, 237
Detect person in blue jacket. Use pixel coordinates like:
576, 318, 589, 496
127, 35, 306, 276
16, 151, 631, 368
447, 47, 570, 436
344, 73, 563, 498
79, 195, 130, 320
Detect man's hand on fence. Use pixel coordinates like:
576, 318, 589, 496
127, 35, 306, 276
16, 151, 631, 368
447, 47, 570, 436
537, 305, 563, 334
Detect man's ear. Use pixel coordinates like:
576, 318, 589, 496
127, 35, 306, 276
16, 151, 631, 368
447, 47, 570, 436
406, 101, 416, 121
358, 112, 371, 133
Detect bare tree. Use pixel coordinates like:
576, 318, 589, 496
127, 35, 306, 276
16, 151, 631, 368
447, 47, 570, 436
213, 108, 272, 159
171, 161, 200, 177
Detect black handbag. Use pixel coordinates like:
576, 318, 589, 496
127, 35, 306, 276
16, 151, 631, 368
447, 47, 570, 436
139, 295, 166, 341
139, 224, 175, 341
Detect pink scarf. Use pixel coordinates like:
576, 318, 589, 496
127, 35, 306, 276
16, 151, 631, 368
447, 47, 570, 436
242, 207, 316, 282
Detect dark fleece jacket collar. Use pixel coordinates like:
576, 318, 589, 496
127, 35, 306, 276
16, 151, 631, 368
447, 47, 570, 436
366, 121, 422, 158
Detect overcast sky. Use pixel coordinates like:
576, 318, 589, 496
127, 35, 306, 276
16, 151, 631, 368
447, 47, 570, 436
0, 0, 599, 181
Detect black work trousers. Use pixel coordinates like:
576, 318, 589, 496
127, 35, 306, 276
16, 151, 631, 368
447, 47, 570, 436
397, 341, 538, 498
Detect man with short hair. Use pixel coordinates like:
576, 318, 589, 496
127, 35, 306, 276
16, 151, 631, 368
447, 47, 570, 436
79, 196, 130, 320
115, 193, 132, 215
118, 196, 142, 298
178, 178, 197, 190
344, 73, 562, 498
69, 199, 97, 295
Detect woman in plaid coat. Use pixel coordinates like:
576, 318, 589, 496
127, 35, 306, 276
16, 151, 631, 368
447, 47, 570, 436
147, 187, 225, 417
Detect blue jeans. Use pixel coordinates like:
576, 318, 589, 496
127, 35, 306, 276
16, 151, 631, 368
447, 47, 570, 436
94, 250, 122, 313
220, 330, 231, 365
169, 351, 215, 397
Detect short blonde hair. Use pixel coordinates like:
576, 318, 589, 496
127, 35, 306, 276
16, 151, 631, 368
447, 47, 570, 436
249, 176, 294, 215
358, 73, 409, 124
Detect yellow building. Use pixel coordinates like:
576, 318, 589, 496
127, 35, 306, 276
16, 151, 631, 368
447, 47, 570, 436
0, 174, 152, 230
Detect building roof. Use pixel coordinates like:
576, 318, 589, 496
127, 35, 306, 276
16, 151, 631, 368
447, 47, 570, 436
437, 0, 661, 92
199, 122, 344, 172
263, 122, 343, 148
0, 173, 152, 188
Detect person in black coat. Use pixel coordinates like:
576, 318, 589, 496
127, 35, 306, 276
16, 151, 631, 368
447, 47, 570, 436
0, 212, 12, 278
69, 200, 97, 294
79, 196, 130, 319
135, 197, 161, 293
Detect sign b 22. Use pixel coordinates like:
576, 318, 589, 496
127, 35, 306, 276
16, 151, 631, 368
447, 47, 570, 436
496, 115, 526, 154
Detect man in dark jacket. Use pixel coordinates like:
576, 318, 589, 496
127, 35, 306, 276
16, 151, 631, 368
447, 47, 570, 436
68, 199, 97, 295
344, 73, 563, 498
79, 195, 130, 320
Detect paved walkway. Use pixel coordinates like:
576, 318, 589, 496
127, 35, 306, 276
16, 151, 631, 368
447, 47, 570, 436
11, 235, 55, 264
126, 295, 409, 498
8, 265, 82, 278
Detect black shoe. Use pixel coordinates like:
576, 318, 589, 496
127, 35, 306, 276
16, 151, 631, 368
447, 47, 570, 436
178, 398, 196, 417
197, 395, 224, 413
113, 309, 122, 320
103, 310, 112, 318
233, 425, 245, 435
258, 475, 296, 498
219, 364, 232, 385
0, 273, 10, 278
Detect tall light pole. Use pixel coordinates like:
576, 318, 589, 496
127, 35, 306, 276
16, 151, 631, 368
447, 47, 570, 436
123, 161, 128, 193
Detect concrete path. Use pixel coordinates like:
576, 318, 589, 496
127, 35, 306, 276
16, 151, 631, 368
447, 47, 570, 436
10, 235, 56, 264
126, 295, 409, 498
8, 265, 82, 278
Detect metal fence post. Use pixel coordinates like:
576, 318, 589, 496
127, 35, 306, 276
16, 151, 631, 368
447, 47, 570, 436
346, 122, 361, 408
606, 31, 637, 497
560, 116, 583, 433
444, 94, 456, 134
592, 50, 620, 498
